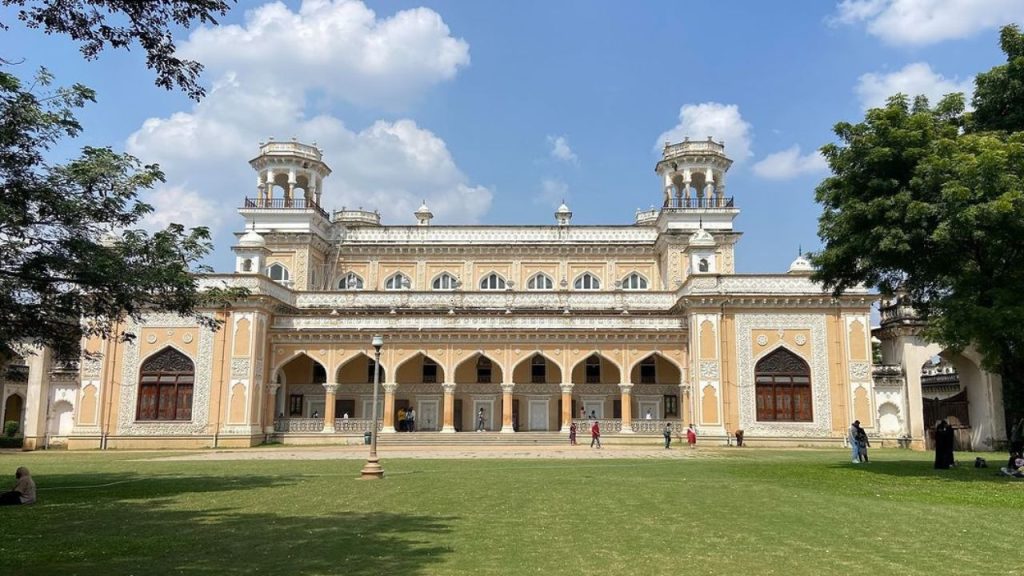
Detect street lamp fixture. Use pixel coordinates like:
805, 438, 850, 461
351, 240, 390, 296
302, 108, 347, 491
360, 335, 385, 479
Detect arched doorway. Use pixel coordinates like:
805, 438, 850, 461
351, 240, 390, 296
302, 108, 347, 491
273, 353, 328, 431
48, 400, 74, 439
629, 353, 684, 430
394, 353, 445, 431
920, 356, 972, 450
453, 353, 504, 432
511, 353, 562, 431
3, 394, 24, 436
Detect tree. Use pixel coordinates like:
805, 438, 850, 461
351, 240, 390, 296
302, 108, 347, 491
2, 0, 232, 100
812, 25, 1024, 427
0, 68, 243, 356
0, 2, 243, 356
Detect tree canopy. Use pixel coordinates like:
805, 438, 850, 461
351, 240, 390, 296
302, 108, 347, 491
812, 25, 1024, 423
2, 0, 231, 100
1, 2, 243, 356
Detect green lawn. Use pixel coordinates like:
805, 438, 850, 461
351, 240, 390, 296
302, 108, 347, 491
0, 448, 1020, 575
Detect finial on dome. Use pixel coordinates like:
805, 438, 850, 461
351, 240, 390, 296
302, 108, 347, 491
555, 200, 572, 225
416, 200, 433, 226
788, 249, 813, 274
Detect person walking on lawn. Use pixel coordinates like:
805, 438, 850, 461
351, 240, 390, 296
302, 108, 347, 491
590, 420, 602, 449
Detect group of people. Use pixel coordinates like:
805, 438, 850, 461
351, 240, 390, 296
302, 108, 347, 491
395, 407, 416, 432
848, 420, 871, 463
567, 419, 697, 449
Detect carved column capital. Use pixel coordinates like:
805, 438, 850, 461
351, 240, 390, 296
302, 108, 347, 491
267, 383, 280, 395
559, 383, 574, 395
382, 383, 398, 394
442, 383, 457, 394
618, 383, 634, 394
322, 383, 338, 395
501, 383, 515, 394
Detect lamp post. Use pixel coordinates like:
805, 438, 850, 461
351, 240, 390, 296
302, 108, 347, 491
360, 335, 385, 479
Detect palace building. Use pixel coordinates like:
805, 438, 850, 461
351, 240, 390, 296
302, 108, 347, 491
2, 138, 1004, 451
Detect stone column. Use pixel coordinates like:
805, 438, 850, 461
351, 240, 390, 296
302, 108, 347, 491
560, 383, 574, 432
501, 383, 515, 433
441, 383, 456, 433
265, 383, 280, 434
21, 345, 52, 451
619, 383, 634, 433
681, 384, 692, 428
382, 383, 397, 433
264, 170, 275, 204
322, 383, 338, 433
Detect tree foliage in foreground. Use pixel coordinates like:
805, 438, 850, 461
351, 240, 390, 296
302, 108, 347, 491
1, 0, 232, 100
0, 68, 244, 356
812, 25, 1024, 424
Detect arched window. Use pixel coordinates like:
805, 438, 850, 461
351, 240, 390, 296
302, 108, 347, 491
755, 348, 812, 422
480, 272, 506, 291
574, 273, 600, 291
622, 273, 648, 290
312, 363, 326, 384
267, 263, 290, 284
531, 355, 547, 384
527, 273, 554, 291
585, 356, 601, 383
698, 259, 710, 273
422, 358, 438, 383
338, 272, 364, 290
432, 273, 458, 291
385, 273, 411, 291
137, 348, 194, 421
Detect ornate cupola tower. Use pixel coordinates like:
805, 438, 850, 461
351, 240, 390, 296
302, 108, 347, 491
651, 136, 736, 231
555, 201, 572, 226
415, 201, 433, 226
249, 138, 331, 209
650, 137, 741, 284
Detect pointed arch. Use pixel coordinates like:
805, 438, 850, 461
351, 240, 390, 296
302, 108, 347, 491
628, 352, 683, 385
336, 352, 387, 384
573, 272, 600, 291
267, 262, 290, 283
512, 352, 563, 384
394, 351, 446, 385
137, 346, 195, 421
621, 272, 648, 291
338, 272, 364, 290
754, 346, 812, 422
453, 351, 504, 384
272, 351, 328, 384
570, 352, 622, 384
479, 272, 507, 291
527, 272, 554, 291
432, 272, 459, 291
384, 272, 411, 291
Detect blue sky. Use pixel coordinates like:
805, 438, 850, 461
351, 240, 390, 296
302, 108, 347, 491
3, 0, 1020, 274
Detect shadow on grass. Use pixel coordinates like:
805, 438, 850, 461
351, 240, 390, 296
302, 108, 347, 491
830, 458, 1020, 483
1, 473, 457, 576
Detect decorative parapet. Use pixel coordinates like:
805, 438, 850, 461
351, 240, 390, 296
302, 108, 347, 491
273, 314, 685, 331
678, 274, 873, 299
879, 300, 923, 327
198, 274, 296, 307
294, 291, 677, 312
340, 226, 659, 245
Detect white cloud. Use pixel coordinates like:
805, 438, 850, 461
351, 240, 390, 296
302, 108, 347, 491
125, 1, 488, 244
547, 135, 578, 164
752, 146, 829, 180
655, 102, 753, 162
856, 62, 974, 109
181, 0, 470, 108
832, 0, 1024, 45
535, 178, 569, 206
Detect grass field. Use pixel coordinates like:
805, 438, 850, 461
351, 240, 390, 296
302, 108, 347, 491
0, 448, 1020, 575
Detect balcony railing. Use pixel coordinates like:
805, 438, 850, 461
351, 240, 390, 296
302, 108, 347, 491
273, 418, 382, 433
663, 196, 734, 210
243, 197, 328, 219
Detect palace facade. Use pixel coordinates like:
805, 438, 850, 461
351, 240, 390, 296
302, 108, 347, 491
3, 138, 1001, 451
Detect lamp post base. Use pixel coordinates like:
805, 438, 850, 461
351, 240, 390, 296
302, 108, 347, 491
359, 456, 384, 480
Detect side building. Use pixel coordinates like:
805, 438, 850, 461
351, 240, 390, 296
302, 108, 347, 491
5, 138, 976, 450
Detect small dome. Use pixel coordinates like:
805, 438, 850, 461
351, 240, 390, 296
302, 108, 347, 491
556, 202, 571, 214
788, 254, 813, 274
239, 228, 266, 248
416, 201, 432, 215
688, 227, 715, 247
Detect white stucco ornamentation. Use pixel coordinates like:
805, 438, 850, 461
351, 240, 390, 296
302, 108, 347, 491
848, 362, 869, 381
231, 358, 251, 379
699, 361, 720, 380
756, 335, 768, 346
794, 334, 807, 346
274, 315, 684, 331
80, 357, 101, 378
117, 314, 214, 436
735, 313, 832, 437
